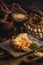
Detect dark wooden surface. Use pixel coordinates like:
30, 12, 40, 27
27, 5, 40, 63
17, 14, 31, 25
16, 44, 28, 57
0, 56, 24, 65
0, 57, 43, 65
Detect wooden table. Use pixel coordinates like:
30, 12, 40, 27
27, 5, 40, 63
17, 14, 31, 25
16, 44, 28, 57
0, 57, 24, 65
0, 56, 43, 65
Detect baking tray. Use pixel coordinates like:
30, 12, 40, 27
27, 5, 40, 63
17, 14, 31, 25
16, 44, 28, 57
0, 35, 43, 58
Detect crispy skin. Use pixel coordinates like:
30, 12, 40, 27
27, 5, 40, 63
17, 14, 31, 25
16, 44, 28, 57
10, 33, 32, 51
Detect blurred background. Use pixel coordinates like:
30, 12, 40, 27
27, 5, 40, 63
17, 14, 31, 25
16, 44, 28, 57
2, 0, 43, 11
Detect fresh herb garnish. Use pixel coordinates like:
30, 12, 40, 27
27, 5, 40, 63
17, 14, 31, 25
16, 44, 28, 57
30, 43, 38, 49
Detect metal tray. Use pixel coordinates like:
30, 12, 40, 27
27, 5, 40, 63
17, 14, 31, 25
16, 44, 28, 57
0, 35, 43, 58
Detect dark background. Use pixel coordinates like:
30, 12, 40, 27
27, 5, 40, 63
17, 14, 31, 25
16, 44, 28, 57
3, 0, 43, 11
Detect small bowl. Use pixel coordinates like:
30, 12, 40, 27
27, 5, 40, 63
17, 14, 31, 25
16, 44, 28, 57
12, 13, 28, 22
